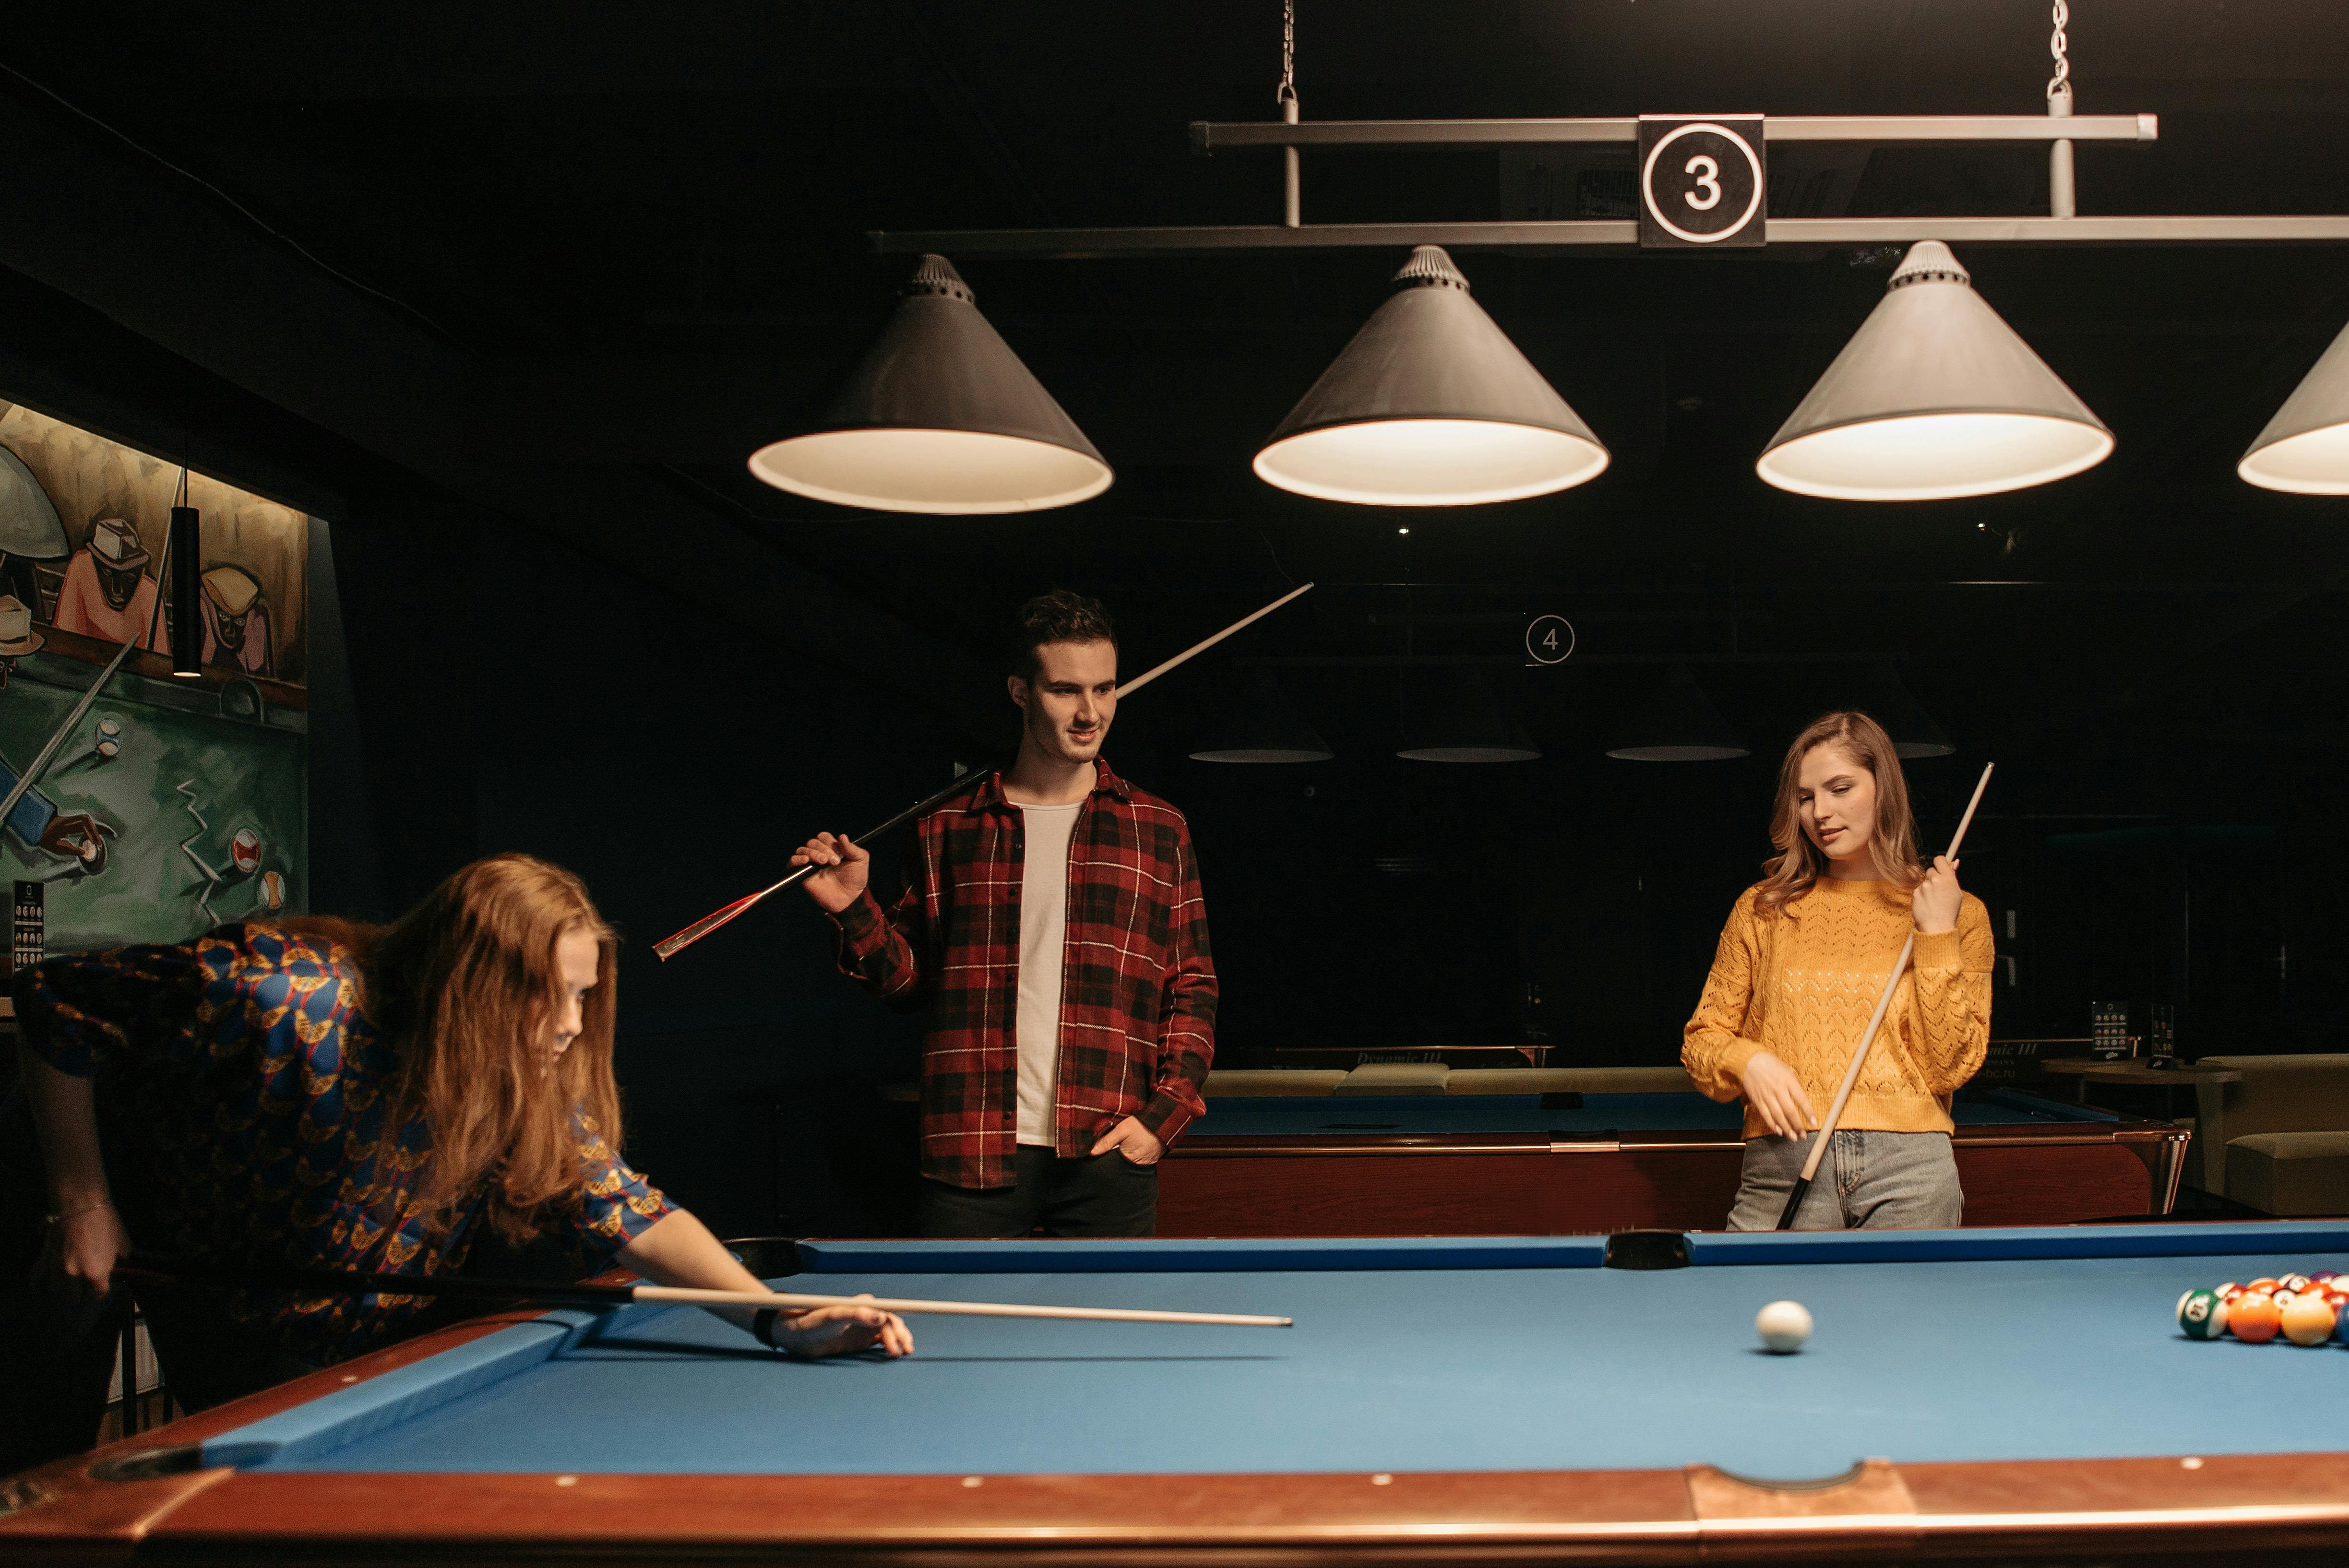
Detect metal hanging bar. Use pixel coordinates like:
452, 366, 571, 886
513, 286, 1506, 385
871, 213, 2349, 259
1189, 113, 2156, 150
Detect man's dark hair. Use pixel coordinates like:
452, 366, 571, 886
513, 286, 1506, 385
1011, 590, 1118, 680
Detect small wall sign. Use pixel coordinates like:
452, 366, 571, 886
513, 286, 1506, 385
1637, 116, 1766, 248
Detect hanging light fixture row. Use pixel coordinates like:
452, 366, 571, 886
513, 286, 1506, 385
751, 84, 2349, 510
753, 233, 2339, 511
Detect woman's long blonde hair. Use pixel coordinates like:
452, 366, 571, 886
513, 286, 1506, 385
1755, 711, 1922, 914
293, 855, 622, 1238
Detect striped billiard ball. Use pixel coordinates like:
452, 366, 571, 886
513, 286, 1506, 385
2177, 1289, 2230, 1341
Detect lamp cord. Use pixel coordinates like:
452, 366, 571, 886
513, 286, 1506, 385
1276, 0, 1295, 107
2046, 0, 2070, 102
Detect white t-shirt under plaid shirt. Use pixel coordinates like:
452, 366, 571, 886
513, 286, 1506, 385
1014, 802, 1083, 1145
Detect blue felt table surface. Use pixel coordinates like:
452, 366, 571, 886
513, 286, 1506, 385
221, 1225, 2349, 1483
1192, 1090, 2110, 1137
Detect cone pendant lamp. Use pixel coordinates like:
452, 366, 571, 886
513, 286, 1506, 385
749, 255, 1112, 514
2240, 320, 2349, 493
1605, 668, 1748, 761
1757, 242, 2111, 502
1189, 671, 1334, 764
1254, 247, 1609, 507
1396, 669, 1540, 762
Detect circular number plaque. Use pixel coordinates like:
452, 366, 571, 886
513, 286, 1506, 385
1640, 121, 1765, 245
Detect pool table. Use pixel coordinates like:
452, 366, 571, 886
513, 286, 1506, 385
1160, 1088, 2190, 1236
10, 1223, 2349, 1563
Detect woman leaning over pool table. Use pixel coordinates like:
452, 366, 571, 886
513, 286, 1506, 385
2, 853, 909, 1475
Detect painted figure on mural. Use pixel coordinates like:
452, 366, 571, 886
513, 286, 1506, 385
53, 518, 161, 649
198, 565, 274, 677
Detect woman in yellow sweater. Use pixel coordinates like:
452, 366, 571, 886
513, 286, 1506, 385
1683, 711, 1994, 1229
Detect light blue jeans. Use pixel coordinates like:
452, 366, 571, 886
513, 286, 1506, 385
1726, 1129, 1965, 1231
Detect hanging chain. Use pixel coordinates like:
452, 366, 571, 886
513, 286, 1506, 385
1276, 0, 1296, 107
2047, 0, 2071, 101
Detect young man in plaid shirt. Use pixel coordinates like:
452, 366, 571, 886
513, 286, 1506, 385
793, 592, 1217, 1237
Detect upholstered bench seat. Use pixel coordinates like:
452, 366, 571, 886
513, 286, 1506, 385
2226, 1132, 2349, 1217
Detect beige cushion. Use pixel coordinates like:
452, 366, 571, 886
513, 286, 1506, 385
2197, 1056, 2349, 1141
2226, 1132, 2349, 1217
1448, 1066, 1697, 1096
1335, 1062, 1451, 1095
1201, 1069, 1347, 1099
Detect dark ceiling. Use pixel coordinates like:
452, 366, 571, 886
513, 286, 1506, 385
6, 0, 2349, 773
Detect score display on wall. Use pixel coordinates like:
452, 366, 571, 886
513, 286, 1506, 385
1637, 116, 1766, 248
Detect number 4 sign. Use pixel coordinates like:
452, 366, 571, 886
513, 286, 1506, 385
1637, 116, 1766, 248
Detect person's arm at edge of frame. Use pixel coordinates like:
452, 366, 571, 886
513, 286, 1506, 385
1683, 890, 1815, 1141
12, 947, 197, 1300
1095, 825, 1216, 1164
796, 823, 933, 1014
617, 1209, 911, 1359
1906, 867, 1994, 1095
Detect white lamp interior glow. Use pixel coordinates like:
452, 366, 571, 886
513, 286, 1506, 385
1756, 412, 2114, 503
749, 428, 1113, 515
1254, 418, 1609, 507
2239, 420, 2349, 495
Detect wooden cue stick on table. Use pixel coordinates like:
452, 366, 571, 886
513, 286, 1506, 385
119, 1259, 1292, 1328
651, 581, 1316, 961
1774, 761, 1995, 1232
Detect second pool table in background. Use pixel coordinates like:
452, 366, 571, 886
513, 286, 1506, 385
1159, 1070, 2188, 1235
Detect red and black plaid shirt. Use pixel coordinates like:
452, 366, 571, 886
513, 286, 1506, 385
831, 759, 1217, 1189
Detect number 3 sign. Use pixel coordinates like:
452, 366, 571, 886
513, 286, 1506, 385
1637, 116, 1766, 248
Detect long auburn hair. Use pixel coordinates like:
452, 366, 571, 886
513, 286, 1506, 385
290, 855, 622, 1239
1755, 712, 1922, 914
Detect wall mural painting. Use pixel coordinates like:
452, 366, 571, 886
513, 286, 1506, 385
0, 401, 308, 958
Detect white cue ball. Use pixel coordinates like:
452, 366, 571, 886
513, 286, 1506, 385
1755, 1300, 1813, 1354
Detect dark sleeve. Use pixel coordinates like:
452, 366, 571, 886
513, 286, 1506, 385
11, 942, 213, 1079
1137, 826, 1216, 1145
828, 826, 935, 1015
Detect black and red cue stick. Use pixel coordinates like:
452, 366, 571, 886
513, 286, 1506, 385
650, 582, 1316, 961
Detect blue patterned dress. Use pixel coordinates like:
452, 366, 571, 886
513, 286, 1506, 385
13, 924, 672, 1364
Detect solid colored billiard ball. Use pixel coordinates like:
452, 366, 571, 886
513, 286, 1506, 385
2247, 1278, 2283, 1295
1755, 1300, 1812, 1354
2176, 1289, 2230, 1340
2311, 1269, 2340, 1284
2282, 1294, 2338, 1347
2230, 1292, 2283, 1344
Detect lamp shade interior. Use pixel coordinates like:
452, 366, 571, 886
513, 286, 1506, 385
2240, 318, 2349, 494
2239, 421, 2349, 494
749, 428, 1112, 515
1254, 418, 1610, 508
1758, 412, 2113, 503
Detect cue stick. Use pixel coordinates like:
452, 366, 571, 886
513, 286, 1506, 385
118, 1259, 1291, 1328
650, 581, 1317, 961
1773, 761, 1995, 1232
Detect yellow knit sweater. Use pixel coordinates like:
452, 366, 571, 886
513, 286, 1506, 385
1682, 878, 1994, 1139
